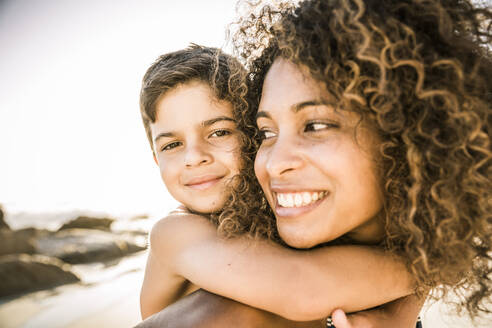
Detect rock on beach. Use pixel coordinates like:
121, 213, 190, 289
0, 228, 47, 256
58, 216, 115, 231
0, 208, 148, 297
0, 205, 9, 230
0, 254, 80, 297
35, 229, 147, 264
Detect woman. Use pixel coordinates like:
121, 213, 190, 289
137, 0, 491, 326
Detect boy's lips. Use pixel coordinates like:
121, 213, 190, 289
184, 175, 224, 190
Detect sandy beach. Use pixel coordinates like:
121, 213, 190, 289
0, 252, 145, 328
1, 250, 491, 328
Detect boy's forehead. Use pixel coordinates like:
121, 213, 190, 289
151, 82, 235, 134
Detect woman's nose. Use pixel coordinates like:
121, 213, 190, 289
265, 135, 303, 178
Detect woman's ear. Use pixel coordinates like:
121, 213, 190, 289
153, 153, 158, 165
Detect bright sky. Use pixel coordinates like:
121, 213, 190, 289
4, 0, 486, 218
0, 0, 238, 215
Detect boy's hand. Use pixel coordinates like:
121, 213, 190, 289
331, 308, 389, 328
330, 294, 423, 328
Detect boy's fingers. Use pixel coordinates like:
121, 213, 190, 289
331, 309, 352, 328
332, 309, 376, 328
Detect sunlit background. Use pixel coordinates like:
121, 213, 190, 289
0, 0, 237, 219
0, 1, 240, 327
1, 1, 490, 327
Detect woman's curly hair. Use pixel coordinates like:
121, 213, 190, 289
223, 0, 492, 318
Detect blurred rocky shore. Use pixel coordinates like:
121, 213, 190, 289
0, 204, 148, 298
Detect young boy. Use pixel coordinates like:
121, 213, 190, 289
138, 45, 420, 326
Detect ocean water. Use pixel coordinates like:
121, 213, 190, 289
1, 201, 178, 232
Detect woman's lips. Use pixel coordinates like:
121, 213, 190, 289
185, 176, 223, 190
273, 190, 328, 218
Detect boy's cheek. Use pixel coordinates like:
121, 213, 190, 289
157, 161, 178, 188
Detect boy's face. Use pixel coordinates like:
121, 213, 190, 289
151, 81, 241, 214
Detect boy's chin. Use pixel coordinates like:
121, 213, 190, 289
184, 201, 224, 215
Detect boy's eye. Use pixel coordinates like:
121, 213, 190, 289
304, 121, 339, 132
209, 129, 231, 138
161, 141, 182, 151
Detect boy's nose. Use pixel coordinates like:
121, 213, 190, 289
184, 145, 213, 167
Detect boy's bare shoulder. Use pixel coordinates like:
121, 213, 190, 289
153, 207, 210, 230
150, 208, 215, 249
167, 205, 193, 216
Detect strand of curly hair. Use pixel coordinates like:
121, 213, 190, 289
218, 0, 492, 319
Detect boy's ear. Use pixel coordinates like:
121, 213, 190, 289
153, 153, 158, 166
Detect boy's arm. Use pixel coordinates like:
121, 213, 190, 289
140, 214, 196, 319
157, 213, 415, 321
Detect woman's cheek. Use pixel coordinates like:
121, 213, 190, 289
254, 148, 270, 191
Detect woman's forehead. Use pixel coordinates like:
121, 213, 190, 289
260, 60, 326, 108
260, 59, 356, 117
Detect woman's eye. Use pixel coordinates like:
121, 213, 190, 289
304, 122, 339, 132
259, 129, 276, 140
210, 129, 231, 138
161, 141, 181, 151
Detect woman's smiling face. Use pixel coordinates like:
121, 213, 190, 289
255, 59, 385, 248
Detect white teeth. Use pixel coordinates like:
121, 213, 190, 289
302, 192, 311, 205
285, 194, 294, 207
276, 191, 327, 208
294, 194, 303, 207
278, 193, 284, 204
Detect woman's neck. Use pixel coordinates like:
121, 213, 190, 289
346, 214, 385, 245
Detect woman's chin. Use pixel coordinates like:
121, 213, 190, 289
279, 229, 331, 249
276, 217, 343, 249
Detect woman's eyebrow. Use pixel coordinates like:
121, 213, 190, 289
202, 116, 235, 127
292, 100, 333, 113
256, 100, 334, 120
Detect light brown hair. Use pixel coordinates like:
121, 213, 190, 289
140, 44, 246, 151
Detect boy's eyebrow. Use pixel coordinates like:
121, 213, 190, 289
153, 116, 235, 143
202, 116, 235, 127
154, 132, 174, 143
256, 100, 333, 120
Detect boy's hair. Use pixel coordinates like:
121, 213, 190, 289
140, 44, 246, 152
139, 44, 273, 237
229, 0, 492, 318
